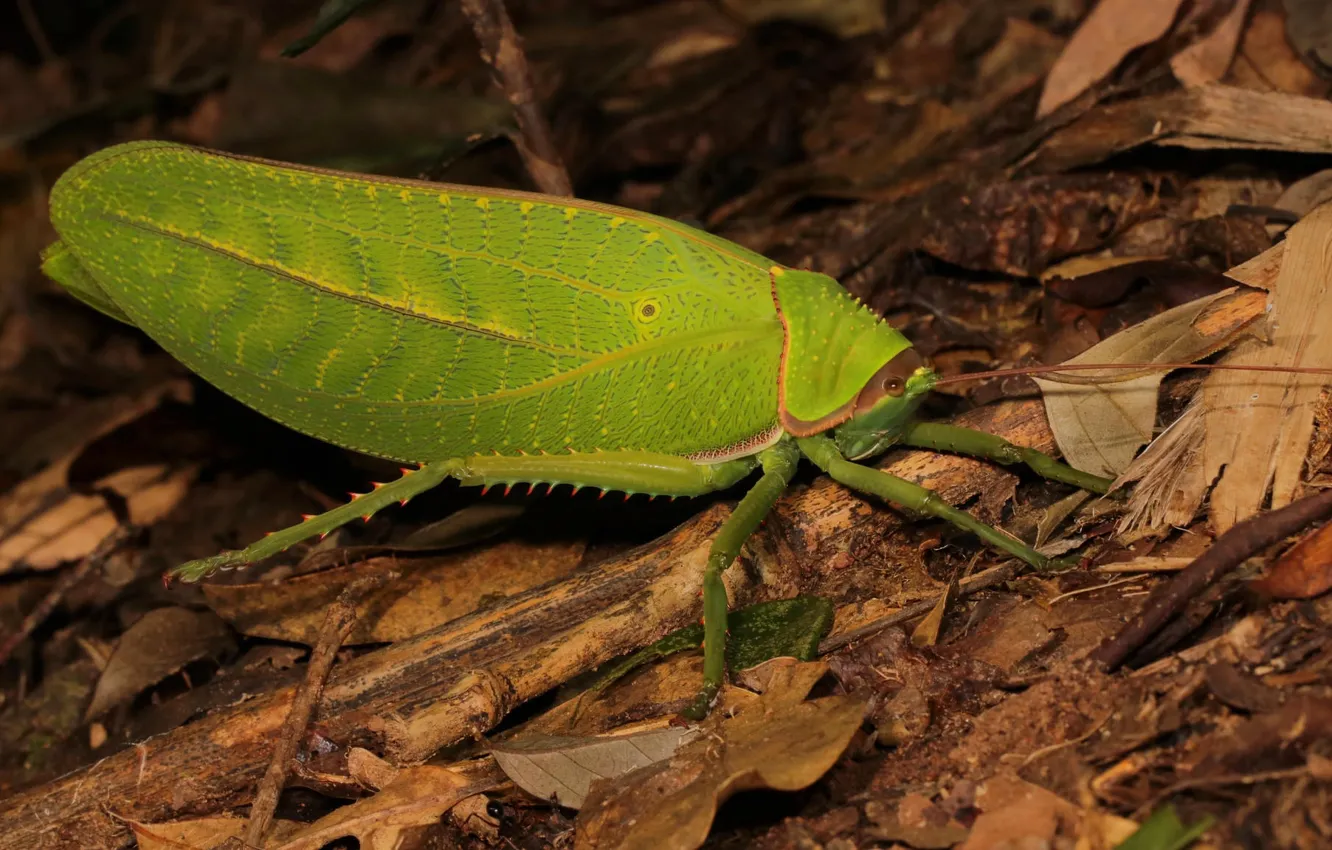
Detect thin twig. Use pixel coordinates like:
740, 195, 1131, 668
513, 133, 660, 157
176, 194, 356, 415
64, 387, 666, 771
16, 0, 57, 64
818, 560, 1025, 654
0, 527, 132, 668
242, 572, 397, 847
1091, 487, 1332, 672
459, 0, 573, 197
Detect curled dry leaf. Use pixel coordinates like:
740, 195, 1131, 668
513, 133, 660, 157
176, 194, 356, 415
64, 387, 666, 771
128, 815, 302, 850
270, 765, 493, 850
1248, 520, 1332, 599
1037, 0, 1187, 118
0, 381, 192, 575
202, 538, 586, 645
575, 661, 864, 850
492, 724, 702, 809
85, 607, 234, 720
1034, 286, 1266, 478
1169, 0, 1252, 87
0, 464, 197, 573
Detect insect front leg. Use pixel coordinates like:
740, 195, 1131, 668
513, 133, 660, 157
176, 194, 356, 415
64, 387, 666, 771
797, 434, 1051, 570
170, 459, 463, 581
684, 440, 800, 720
898, 421, 1115, 494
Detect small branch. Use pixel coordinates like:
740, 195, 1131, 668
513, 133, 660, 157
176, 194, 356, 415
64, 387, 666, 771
1091, 487, 1332, 672
459, 0, 573, 197
242, 572, 397, 848
0, 527, 132, 668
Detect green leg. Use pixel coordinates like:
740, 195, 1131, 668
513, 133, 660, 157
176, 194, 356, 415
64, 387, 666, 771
170, 449, 760, 583
899, 421, 1114, 495
170, 460, 462, 581
684, 440, 801, 720
798, 435, 1050, 570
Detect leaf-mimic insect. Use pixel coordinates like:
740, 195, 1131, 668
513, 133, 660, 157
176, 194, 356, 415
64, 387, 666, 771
44, 142, 1115, 714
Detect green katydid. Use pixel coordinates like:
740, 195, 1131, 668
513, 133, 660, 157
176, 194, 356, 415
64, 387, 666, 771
45, 141, 1266, 715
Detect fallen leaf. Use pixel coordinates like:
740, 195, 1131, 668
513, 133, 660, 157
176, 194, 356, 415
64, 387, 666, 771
1231, 9, 1328, 96
1035, 287, 1265, 477
85, 607, 234, 720
575, 662, 864, 850
1249, 520, 1332, 599
0, 464, 197, 574
272, 764, 492, 850
1038, 0, 1188, 117
1283, 0, 1332, 75
588, 596, 834, 696
1276, 168, 1332, 217
492, 725, 702, 809
1170, 0, 1252, 86
0, 381, 192, 575
1113, 804, 1214, 850
128, 815, 302, 849
203, 538, 586, 644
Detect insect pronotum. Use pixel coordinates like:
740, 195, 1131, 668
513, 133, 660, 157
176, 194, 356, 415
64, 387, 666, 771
44, 141, 1126, 715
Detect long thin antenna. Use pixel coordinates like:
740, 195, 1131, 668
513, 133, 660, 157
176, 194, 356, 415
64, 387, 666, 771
932, 361, 1332, 387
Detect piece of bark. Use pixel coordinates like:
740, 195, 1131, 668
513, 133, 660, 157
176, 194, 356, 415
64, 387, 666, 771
0, 401, 1055, 850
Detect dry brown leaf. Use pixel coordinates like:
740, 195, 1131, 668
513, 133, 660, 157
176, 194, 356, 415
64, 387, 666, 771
1035, 287, 1264, 477
1229, 9, 1328, 97
1170, 0, 1252, 86
1249, 520, 1332, 599
0, 381, 191, 574
1202, 203, 1332, 530
85, 607, 234, 720
1276, 168, 1332, 217
129, 815, 302, 849
203, 538, 586, 644
1037, 0, 1187, 118
272, 765, 491, 850
574, 661, 864, 850
0, 464, 197, 573
492, 725, 702, 809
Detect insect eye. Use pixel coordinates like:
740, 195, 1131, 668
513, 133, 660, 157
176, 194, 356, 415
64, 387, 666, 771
883, 377, 905, 397
486, 800, 504, 819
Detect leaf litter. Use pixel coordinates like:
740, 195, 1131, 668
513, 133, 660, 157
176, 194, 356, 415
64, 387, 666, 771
4, 2, 1332, 849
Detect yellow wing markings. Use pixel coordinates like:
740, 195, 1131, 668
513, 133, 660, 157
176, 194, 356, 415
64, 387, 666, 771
85, 142, 775, 272
99, 213, 597, 359
212, 319, 781, 411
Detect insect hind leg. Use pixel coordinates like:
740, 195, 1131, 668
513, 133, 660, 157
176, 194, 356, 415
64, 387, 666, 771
169, 459, 460, 582
169, 449, 761, 583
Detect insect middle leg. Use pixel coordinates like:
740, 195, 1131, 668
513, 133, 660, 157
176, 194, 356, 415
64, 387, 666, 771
898, 421, 1114, 494
797, 434, 1051, 570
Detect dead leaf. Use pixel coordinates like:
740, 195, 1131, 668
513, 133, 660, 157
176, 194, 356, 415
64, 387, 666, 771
128, 815, 302, 849
1249, 520, 1332, 599
85, 607, 234, 720
1284, 0, 1332, 74
1038, 0, 1187, 118
1231, 8, 1329, 97
1202, 203, 1332, 530
0, 381, 192, 574
271, 765, 492, 850
203, 538, 586, 644
1170, 0, 1252, 86
0, 464, 197, 574
575, 662, 864, 850
1276, 168, 1332, 217
1035, 287, 1265, 477
492, 725, 702, 809
910, 576, 953, 648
